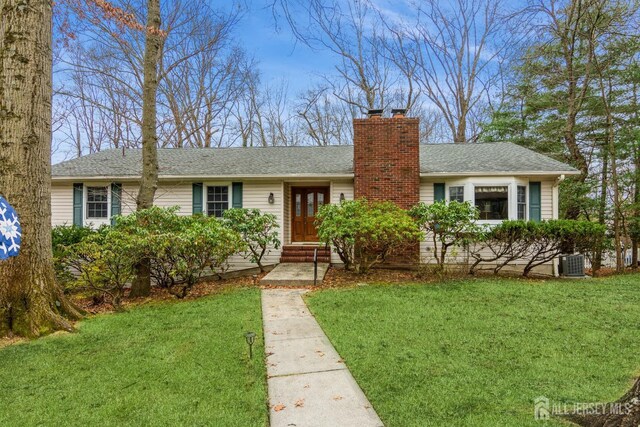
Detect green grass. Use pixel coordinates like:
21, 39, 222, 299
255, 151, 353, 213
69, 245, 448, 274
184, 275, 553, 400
0, 288, 267, 427
306, 274, 640, 426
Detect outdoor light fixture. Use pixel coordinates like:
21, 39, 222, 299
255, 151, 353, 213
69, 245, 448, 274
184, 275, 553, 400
268, 193, 275, 204
339, 193, 345, 202
245, 331, 256, 359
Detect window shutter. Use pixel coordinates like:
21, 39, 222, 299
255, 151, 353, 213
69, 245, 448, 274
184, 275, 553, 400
192, 183, 203, 214
232, 182, 243, 208
73, 183, 83, 226
110, 183, 122, 225
529, 182, 541, 222
434, 183, 445, 202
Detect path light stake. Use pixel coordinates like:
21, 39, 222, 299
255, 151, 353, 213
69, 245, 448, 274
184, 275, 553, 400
245, 331, 256, 359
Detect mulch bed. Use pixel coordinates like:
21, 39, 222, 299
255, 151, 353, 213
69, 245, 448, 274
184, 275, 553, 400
71, 271, 270, 315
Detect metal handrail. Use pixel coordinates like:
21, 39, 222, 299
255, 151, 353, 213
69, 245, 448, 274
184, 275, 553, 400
313, 248, 318, 286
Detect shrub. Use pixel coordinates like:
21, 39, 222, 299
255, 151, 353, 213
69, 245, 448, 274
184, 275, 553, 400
316, 199, 422, 273
469, 220, 535, 275
52, 225, 97, 290
521, 220, 605, 277
223, 208, 280, 272
470, 220, 606, 276
61, 229, 143, 309
146, 215, 245, 298
112, 205, 184, 235
409, 201, 482, 270
52, 225, 96, 257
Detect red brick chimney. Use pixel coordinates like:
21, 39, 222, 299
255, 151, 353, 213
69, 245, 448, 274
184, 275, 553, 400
353, 109, 420, 209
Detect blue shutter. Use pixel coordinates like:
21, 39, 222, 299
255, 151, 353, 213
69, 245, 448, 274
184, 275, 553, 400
73, 183, 83, 226
529, 182, 541, 222
192, 183, 203, 215
434, 183, 445, 202
110, 183, 122, 225
232, 182, 243, 208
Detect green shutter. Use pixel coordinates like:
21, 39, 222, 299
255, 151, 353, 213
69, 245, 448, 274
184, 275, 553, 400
232, 182, 243, 208
529, 182, 541, 222
434, 183, 445, 202
110, 183, 122, 225
192, 183, 203, 215
73, 183, 83, 226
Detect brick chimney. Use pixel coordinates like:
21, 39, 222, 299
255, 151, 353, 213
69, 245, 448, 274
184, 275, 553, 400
353, 109, 420, 209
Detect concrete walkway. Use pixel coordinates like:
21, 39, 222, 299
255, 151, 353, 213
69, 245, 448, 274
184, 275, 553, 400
262, 289, 383, 427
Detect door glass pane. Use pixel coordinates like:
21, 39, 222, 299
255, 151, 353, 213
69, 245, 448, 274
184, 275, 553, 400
317, 192, 324, 207
307, 192, 314, 216
295, 194, 301, 216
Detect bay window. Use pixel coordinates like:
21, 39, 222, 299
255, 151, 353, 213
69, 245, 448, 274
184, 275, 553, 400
474, 186, 508, 220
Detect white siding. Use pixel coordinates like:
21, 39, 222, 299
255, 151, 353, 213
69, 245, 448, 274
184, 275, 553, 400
330, 180, 354, 204
120, 184, 138, 216
417, 177, 558, 274
51, 184, 74, 226
226, 180, 284, 271
329, 180, 354, 263
50, 175, 559, 274
541, 180, 553, 220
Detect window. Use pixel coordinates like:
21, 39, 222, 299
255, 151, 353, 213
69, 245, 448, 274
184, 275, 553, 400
449, 186, 464, 203
306, 192, 314, 216
207, 186, 229, 217
517, 186, 526, 220
86, 186, 108, 219
475, 186, 508, 220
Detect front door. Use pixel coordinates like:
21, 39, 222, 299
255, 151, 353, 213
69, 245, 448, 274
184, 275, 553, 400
292, 187, 329, 242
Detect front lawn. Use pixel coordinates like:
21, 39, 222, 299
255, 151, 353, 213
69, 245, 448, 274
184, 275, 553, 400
306, 274, 640, 426
0, 287, 267, 427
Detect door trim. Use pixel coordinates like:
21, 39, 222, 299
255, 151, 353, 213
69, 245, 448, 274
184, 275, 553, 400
291, 186, 329, 242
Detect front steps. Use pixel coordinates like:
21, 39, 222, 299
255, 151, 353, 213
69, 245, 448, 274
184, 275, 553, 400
280, 245, 331, 263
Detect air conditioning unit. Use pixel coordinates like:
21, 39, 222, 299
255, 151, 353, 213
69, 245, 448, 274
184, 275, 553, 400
560, 254, 585, 277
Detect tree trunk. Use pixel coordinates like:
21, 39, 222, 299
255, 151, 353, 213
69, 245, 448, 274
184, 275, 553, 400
592, 144, 608, 276
631, 82, 639, 270
0, 0, 82, 337
130, 0, 162, 298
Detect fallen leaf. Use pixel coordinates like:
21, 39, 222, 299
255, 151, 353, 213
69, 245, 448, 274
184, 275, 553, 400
295, 399, 305, 407
273, 403, 286, 412
333, 395, 343, 401
303, 384, 310, 389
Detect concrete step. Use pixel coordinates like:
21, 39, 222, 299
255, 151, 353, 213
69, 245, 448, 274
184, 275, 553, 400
260, 263, 330, 286
281, 250, 330, 257
280, 256, 331, 263
282, 245, 330, 252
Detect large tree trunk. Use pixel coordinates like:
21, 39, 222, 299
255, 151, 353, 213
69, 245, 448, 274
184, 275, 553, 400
0, 0, 82, 337
130, 0, 162, 298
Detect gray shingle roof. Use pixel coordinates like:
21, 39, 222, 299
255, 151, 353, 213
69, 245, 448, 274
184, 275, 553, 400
51, 143, 578, 178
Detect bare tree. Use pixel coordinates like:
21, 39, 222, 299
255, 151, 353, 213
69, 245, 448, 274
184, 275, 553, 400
388, 0, 522, 143
55, 0, 244, 156
296, 87, 355, 146
272, 0, 419, 113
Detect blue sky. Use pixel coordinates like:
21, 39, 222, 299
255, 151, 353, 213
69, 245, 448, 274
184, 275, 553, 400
226, 0, 337, 95
224, 0, 402, 96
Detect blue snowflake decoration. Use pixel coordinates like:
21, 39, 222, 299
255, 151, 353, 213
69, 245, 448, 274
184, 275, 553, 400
0, 196, 22, 260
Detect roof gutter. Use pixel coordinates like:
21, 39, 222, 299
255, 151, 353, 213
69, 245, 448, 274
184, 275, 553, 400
419, 170, 581, 177
51, 173, 355, 182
